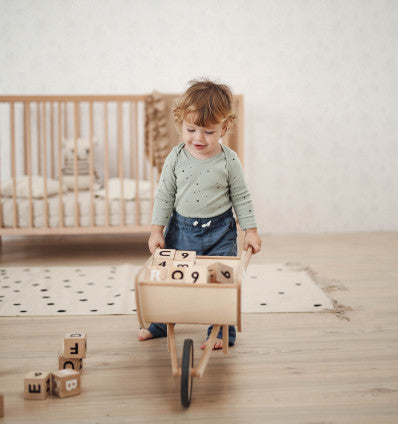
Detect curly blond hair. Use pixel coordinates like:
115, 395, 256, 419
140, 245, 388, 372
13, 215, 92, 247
173, 78, 237, 132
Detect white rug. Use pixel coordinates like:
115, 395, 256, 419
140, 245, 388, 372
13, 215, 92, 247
243, 264, 333, 312
0, 265, 138, 317
0, 263, 333, 317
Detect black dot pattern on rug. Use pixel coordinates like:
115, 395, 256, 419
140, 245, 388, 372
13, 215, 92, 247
0, 265, 140, 316
242, 265, 333, 313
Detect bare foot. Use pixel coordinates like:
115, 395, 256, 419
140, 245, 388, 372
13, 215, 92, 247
138, 328, 153, 341
200, 337, 223, 350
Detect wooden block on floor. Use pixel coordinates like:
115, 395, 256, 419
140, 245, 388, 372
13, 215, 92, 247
52, 369, 81, 398
152, 258, 172, 268
167, 267, 186, 282
64, 332, 87, 359
24, 371, 51, 400
58, 354, 83, 372
0, 393, 4, 417
174, 250, 196, 262
172, 260, 195, 268
153, 248, 176, 260
185, 266, 208, 284
145, 267, 167, 281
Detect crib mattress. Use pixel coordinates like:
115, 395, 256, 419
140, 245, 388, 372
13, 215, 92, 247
1, 190, 152, 228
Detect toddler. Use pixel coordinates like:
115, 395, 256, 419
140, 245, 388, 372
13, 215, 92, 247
138, 78, 261, 349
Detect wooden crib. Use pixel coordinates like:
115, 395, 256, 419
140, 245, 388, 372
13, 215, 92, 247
0, 94, 244, 239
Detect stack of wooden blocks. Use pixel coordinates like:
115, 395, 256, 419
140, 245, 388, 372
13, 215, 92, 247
23, 332, 86, 400
147, 248, 234, 284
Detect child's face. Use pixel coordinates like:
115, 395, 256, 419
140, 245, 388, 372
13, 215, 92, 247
182, 119, 226, 159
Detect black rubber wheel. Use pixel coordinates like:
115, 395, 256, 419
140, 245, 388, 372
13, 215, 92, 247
181, 338, 194, 407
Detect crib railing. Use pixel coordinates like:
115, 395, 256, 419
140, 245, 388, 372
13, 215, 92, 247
0, 95, 157, 235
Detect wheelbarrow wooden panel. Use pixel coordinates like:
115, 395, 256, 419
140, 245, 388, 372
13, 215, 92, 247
137, 282, 240, 326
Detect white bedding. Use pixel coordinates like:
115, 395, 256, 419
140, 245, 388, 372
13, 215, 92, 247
1, 190, 153, 228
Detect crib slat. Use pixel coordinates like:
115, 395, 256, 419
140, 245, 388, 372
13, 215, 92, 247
133, 102, 141, 226
37, 102, 41, 176
104, 102, 110, 227
73, 101, 80, 227
42, 102, 49, 228
130, 103, 134, 180
117, 101, 125, 227
25, 102, 34, 228
148, 120, 154, 219
23, 102, 27, 176
57, 102, 65, 228
10, 102, 18, 228
50, 102, 55, 179
89, 101, 95, 227
63, 102, 68, 139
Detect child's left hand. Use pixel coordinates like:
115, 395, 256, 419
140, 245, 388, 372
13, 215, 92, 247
243, 228, 262, 254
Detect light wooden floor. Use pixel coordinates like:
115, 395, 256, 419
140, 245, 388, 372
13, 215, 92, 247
0, 232, 397, 423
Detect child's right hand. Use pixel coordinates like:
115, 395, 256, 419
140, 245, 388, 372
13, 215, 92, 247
148, 226, 165, 254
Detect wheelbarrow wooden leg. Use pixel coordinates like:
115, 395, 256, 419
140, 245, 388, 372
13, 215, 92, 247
167, 323, 179, 376
195, 325, 221, 378
222, 325, 229, 354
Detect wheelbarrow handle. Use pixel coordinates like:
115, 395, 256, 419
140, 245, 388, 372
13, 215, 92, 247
242, 246, 253, 272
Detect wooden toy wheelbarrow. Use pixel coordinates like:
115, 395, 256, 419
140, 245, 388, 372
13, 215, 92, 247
134, 248, 253, 407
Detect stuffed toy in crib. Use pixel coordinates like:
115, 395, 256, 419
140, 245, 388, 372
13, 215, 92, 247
62, 138, 99, 190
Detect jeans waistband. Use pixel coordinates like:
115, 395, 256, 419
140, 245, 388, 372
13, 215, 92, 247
171, 208, 233, 229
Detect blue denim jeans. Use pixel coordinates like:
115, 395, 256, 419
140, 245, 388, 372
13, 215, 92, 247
147, 208, 237, 345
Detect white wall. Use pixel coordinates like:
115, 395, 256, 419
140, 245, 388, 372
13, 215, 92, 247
1, 0, 397, 234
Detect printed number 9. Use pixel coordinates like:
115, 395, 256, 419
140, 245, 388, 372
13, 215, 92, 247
182, 252, 189, 258
191, 272, 199, 283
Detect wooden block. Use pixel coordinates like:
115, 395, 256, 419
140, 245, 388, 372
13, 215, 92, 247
24, 371, 51, 400
152, 258, 172, 268
145, 267, 167, 281
153, 248, 176, 260
207, 262, 234, 283
174, 250, 196, 262
172, 260, 194, 268
207, 263, 218, 283
216, 262, 234, 283
167, 267, 186, 282
64, 332, 87, 359
52, 369, 81, 398
185, 266, 208, 284
0, 393, 4, 417
58, 354, 83, 372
